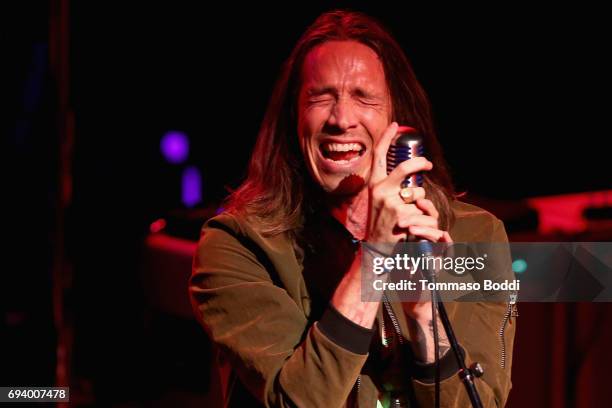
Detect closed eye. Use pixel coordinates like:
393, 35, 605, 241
352, 89, 382, 106
308, 96, 334, 104
356, 97, 380, 106
305, 87, 336, 105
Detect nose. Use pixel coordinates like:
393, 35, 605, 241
327, 97, 358, 131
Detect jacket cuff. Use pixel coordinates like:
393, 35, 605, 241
411, 346, 463, 384
317, 304, 375, 355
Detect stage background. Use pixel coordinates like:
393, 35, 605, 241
5, 1, 611, 406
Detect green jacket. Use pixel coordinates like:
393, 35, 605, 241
189, 200, 516, 407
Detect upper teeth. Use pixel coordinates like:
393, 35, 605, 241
322, 143, 363, 152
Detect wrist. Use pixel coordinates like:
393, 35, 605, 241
403, 301, 433, 322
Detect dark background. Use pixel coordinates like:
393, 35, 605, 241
71, 3, 610, 203
5, 1, 611, 406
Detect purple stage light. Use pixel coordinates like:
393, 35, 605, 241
160, 130, 189, 164
182, 166, 202, 207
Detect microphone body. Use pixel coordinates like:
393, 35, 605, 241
386, 126, 424, 188
386, 126, 433, 255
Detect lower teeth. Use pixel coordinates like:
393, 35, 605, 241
327, 155, 360, 164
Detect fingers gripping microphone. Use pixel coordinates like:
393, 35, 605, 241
386, 126, 424, 188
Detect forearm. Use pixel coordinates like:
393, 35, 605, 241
331, 248, 381, 329
406, 307, 451, 363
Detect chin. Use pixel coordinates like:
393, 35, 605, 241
322, 173, 367, 196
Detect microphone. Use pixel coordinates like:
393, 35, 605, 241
387, 127, 484, 408
386, 126, 433, 255
385, 126, 436, 408
386, 126, 424, 189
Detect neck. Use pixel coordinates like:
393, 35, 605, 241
326, 188, 369, 241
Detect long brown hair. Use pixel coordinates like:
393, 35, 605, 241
224, 10, 455, 236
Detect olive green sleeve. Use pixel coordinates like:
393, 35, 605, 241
189, 222, 368, 407
411, 218, 516, 407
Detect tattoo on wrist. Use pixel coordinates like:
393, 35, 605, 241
429, 319, 450, 358
407, 317, 450, 363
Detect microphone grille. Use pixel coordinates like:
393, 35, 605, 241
386, 126, 425, 187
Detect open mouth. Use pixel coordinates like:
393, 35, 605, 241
319, 142, 366, 164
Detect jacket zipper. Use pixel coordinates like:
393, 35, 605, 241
383, 293, 404, 344
351, 294, 402, 406
383, 294, 409, 408
499, 292, 518, 369
350, 374, 361, 408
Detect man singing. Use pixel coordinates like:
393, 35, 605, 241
190, 10, 515, 407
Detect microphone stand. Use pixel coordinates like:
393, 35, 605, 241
424, 250, 484, 408
389, 127, 484, 407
